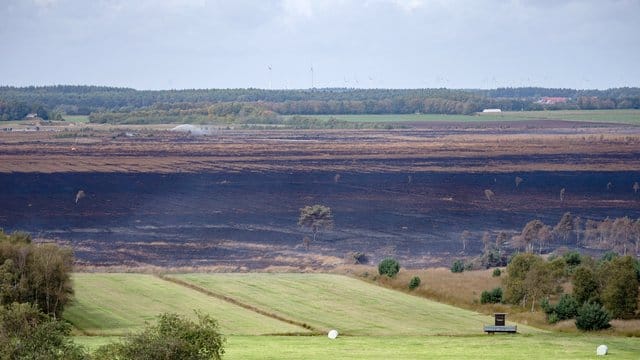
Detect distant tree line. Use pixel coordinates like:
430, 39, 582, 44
510, 213, 640, 256
1, 85, 639, 122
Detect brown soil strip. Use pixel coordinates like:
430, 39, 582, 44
156, 274, 320, 334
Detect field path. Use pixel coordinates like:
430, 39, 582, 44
157, 274, 319, 333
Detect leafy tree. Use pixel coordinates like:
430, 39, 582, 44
0, 302, 85, 360
503, 253, 540, 305
598, 255, 639, 319
503, 253, 560, 310
378, 258, 400, 277
572, 266, 599, 305
450, 260, 465, 273
298, 205, 334, 243
408, 276, 421, 290
562, 251, 581, 268
0, 231, 74, 318
93, 312, 225, 360
575, 302, 611, 331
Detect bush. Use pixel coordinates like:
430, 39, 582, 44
450, 260, 465, 273
93, 312, 225, 360
0, 302, 85, 360
555, 294, 579, 320
575, 302, 611, 331
480, 287, 503, 304
350, 252, 368, 264
408, 276, 421, 290
378, 258, 400, 277
492, 268, 501, 277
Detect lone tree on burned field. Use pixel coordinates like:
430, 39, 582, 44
298, 205, 334, 244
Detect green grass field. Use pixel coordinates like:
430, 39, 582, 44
69, 273, 639, 359
74, 334, 640, 359
65, 273, 306, 335
295, 109, 640, 124
62, 115, 90, 123
169, 273, 538, 336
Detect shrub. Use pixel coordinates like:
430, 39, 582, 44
408, 276, 421, 290
555, 294, 579, 320
0, 302, 85, 360
351, 252, 368, 264
492, 268, 501, 277
547, 312, 560, 324
575, 302, 611, 331
93, 312, 225, 360
562, 251, 581, 267
450, 260, 465, 273
378, 258, 400, 277
480, 287, 503, 304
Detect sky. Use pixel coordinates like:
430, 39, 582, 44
1, 0, 639, 90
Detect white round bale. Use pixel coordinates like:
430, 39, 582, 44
327, 329, 338, 339
596, 344, 608, 356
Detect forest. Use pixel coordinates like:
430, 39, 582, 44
1, 86, 640, 124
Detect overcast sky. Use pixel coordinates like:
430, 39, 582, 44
1, 0, 639, 90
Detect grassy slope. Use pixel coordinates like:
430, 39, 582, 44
169, 273, 539, 335
224, 334, 640, 360
300, 109, 640, 124
74, 334, 640, 359
65, 273, 306, 336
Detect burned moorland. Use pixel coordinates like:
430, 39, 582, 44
1, 120, 640, 269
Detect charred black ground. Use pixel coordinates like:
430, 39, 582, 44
1, 171, 638, 268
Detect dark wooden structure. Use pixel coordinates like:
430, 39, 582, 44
483, 313, 517, 334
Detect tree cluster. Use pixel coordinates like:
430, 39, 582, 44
502, 252, 639, 329
0, 230, 73, 318
0, 229, 83, 358
511, 213, 640, 257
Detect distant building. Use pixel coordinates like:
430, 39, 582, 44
482, 108, 502, 113
25, 113, 38, 119
536, 97, 569, 105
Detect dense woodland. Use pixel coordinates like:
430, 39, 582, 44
1, 86, 640, 124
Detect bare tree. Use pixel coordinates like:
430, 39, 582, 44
612, 217, 633, 255
515, 176, 523, 188
460, 230, 471, 252
518, 220, 546, 253
574, 216, 583, 246
495, 231, 508, 256
75, 190, 86, 204
553, 212, 574, 244
482, 231, 492, 252
484, 189, 495, 201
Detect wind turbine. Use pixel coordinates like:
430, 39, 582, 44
310, 66, 314, 89
268, 65, 272, 90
